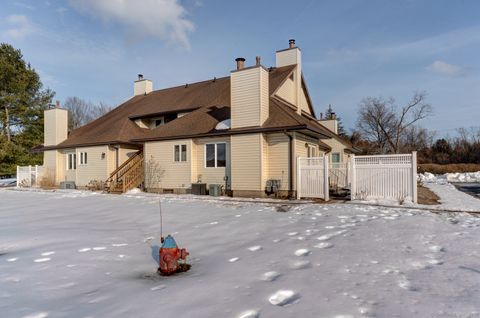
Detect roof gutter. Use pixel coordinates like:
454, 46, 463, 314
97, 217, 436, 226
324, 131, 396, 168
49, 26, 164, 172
131, 125, 309, 143
32, 141, 143, 152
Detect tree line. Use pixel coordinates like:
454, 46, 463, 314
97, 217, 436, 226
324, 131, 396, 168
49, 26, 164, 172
0, 43, 111, 177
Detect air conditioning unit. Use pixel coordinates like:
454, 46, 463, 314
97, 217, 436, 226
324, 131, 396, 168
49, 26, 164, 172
265, 179, 281, 194
60, 181, 76, 189
191, 183, 207, 195
209, 184, 222, 197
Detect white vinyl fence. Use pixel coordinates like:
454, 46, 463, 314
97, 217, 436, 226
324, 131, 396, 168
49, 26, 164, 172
350, 152, 417, 203
329, 162, 349, 192
16, 165, 45, 187
297, 157, 329, 201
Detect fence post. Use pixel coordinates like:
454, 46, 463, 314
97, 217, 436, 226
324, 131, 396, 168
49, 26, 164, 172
296, 157, 301, 200
350, 154, 356, 200
16, 166, 19, 187
324, 156, 329, 202
35, 165, 38, 187
28, 165, 32, 187
412, 151, 417, 203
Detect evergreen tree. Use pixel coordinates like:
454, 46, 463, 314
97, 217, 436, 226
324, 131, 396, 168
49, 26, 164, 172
324, 104, 348, 138
0, 43, 54, 176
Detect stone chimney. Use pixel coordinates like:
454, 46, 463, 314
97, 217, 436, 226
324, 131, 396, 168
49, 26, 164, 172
134, 74, 153, 96
275, 39, 302, 114
230, 57, 269, 128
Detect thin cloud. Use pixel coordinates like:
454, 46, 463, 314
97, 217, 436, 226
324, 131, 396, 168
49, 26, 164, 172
3, 14, 36, 39
69, 0, 195, 49
426, 60, 465, 77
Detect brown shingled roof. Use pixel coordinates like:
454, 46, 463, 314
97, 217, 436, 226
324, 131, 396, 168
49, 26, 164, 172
47, 64, 323, 149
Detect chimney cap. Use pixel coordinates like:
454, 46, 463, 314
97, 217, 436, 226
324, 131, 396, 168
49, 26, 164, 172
255, 56, 261, 66
138, 74, 144, 80
235, 57, 246, 70
289, 39, 295, 48
55, 100, 60, 108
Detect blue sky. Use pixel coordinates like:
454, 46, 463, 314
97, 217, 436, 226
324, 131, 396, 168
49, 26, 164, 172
1, 0, 479, 136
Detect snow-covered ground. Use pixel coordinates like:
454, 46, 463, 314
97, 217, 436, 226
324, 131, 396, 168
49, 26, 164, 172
1, 189, 480, 318
418, 172, 480, 211
419, 171, 480, 184
0, 178, 16, 187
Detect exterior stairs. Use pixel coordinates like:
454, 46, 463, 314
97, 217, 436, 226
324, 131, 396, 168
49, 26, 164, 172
105, 150, 144, 193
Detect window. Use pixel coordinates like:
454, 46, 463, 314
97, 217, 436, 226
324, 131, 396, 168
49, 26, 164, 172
174, 144, 187, 162
79, 152, 88, 165
154, 117, 164, 127
205, 143, 226, 168
331, 152, 341, 163
67, 153, 76, 170
307, 144, 317, 158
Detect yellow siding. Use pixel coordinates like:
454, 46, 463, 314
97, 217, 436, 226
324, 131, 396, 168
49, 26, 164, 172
194, 137, 231, 187
63, 150, 76, 182
43, 150, 65, 184
144, 139, 192, 189
191, 140, 198, 183
275, 48, 302, 115
299, 86, 311, 115
276, 48, 301, 68
261, 134, 268, 188
260, 69, 269, 124
231, 67, 269, 128
44, 109, 68, 146
107, 147, 116, 175
231, 134, 262, 191
75, 146, 110, 186
322, 138, 348, 163
275, 77, 295, 105
265, 133, 290, 191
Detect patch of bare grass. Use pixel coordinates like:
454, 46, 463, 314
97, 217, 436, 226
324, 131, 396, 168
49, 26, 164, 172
418, 163, 480, 174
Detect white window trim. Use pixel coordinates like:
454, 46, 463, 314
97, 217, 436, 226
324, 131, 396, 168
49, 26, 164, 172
79, 152, 88, 165
66, 152, 76, 170
307, 144, 318, 158
331, 152, 341, 163
174, 144, 187, 163
204, 142, 227, 168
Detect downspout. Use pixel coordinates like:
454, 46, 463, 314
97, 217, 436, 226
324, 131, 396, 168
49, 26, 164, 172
283, 130, 294, 198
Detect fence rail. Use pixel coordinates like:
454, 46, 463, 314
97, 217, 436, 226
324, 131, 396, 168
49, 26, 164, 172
16, 165, 45, 187
350, 152, 417, 203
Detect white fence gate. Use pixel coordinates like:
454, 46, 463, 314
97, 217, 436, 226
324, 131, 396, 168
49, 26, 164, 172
350, 152, 417, 203
297, 157, 329, 201
16, 165, 45, 187
329, 162, 349, 192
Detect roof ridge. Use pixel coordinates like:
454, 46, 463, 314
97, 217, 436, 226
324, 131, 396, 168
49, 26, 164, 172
149, 75, 230, 94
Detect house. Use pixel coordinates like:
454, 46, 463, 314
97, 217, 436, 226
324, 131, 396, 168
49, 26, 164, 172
39, 40, 357, 197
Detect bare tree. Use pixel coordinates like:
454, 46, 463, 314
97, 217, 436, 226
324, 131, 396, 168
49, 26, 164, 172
356, 92, 432, 154
63, 97, 113, 130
